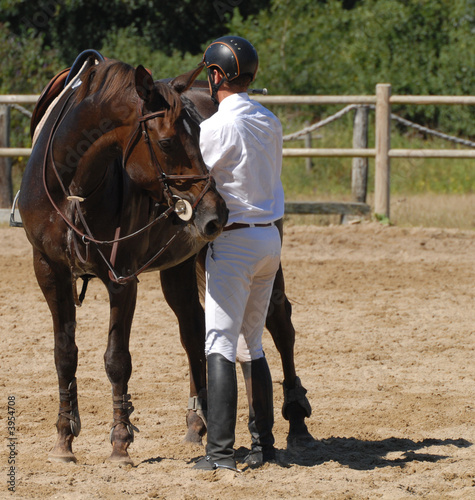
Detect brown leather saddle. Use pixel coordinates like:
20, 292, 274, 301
30, 49, 105, 138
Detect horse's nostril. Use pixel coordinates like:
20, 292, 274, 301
204, 219, 221, 237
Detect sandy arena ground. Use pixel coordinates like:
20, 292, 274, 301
0, 222, 474, 499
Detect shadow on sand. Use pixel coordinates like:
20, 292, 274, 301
139, 437, 471, 471
268, 436, 472, 470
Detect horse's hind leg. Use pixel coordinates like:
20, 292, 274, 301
104, 279, 138, 465
160, 257, 207, 444
266, 263, 315, 448
33, 250, 81, 463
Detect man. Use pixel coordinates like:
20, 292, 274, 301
194, 36, 285, 471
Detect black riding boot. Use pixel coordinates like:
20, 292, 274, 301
194, 353, 238, 471
241, 356, 276, 466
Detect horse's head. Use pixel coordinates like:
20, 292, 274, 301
124, 64, 227, 241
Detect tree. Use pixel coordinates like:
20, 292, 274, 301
227, 0, 475, 136
0, 0, 271, 64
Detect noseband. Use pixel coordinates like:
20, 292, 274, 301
42, 88, 213, 284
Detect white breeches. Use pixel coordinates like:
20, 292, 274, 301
205, 225, 281, 363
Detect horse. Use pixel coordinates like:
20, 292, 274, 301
19, 53, 228, 465
20, 50, 314, 465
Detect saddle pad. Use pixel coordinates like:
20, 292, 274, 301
30, 67, 69, 140
31, 60, 94, 147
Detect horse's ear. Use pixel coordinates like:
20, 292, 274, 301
169, 63, 205, 94
135, 65, 154, 102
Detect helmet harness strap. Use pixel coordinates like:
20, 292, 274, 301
207, 67, 226, 106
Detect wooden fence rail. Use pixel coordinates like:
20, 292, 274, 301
1, 85, 474, 219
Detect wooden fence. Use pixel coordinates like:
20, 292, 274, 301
1, 84, 475, 219
255, 85, 475, 219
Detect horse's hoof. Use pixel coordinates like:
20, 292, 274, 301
184, 409, 206, 444
106, 453, 134, 466
48, 452, 77, 464
287, 422, 317, 450
183, 427, 203, 445
287, 432, 318, 451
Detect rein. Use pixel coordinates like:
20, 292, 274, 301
42, 87, 212, 284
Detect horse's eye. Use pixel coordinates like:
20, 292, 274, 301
159, 139, 172, 151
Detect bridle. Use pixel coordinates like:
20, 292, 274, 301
42, 86, 213, 284
124, 105, 212, 212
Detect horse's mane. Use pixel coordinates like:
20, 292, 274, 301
180, 94, 205, 124
75, 59, 137, 104
150, 81, 184, 121
75, 59, 184, 123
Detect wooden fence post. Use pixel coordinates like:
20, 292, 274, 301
351, 106, 369, 203
305, 130, 313, 172
304, 121, 313, 172
0, 105, 13, 208
375, 83, 391, 219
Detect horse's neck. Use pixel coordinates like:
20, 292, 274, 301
62, 98, 135, 197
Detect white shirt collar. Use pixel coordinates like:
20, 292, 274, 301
218, 92, 250, 111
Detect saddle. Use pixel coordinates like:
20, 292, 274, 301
30, 49, 105, 139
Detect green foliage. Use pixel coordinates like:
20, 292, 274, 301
228, 0, 475, 136
0, 23, 60, 94
0, 22, 61, 181
100, 27, 199, 79
0, 0, 271, 64
277, 111, 475, 200
1, 0, 474, 198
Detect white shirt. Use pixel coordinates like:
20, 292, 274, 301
199, 92, 285, 225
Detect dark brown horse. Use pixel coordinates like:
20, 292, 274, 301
19, 55, 228, 464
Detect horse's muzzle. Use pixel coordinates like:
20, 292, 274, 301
194, 190, 228, 240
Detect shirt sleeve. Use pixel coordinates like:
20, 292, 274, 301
200, 119, 221, 172
200, 119, 238, 174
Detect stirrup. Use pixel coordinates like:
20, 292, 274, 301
9, 191, 23, 228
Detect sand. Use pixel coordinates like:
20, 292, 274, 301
1, 222, 474, 499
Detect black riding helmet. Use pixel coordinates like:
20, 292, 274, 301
203, 36, 259, 104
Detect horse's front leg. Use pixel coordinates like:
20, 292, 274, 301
160, 256, 207, 444
266, 263, 315, 448
104, 279, 138, 465
33, 250, 81, 463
